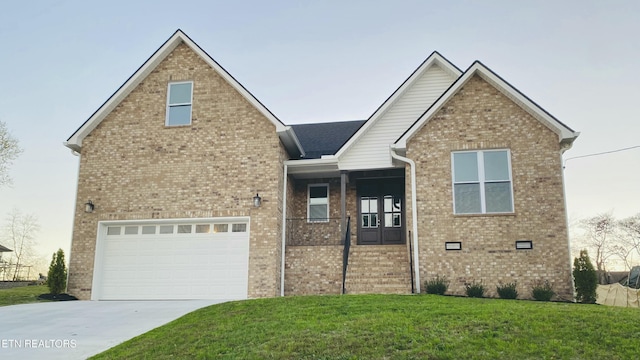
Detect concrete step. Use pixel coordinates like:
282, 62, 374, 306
344, 245, 412, 295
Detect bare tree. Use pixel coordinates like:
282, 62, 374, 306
1, 209, 40, 280
578, 213, 617, 282
618, 213, 640, 266
0, 120, 22, 187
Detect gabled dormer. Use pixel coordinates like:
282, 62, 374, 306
335, 52, 462, 170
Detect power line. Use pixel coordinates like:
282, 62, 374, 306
564, 145, 640, 167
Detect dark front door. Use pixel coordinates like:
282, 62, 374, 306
357, 179, 405, 245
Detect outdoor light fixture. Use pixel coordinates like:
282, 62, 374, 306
253, 193, 262, 207
85, 200, 95, 213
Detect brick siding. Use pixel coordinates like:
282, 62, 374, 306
406, 75, 573, 299
68, 42, 285, 300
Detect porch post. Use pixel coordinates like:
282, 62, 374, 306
340, 171, 347, 237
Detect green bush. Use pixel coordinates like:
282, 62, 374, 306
465, 281, 485, 298
425, 275, 449, 295
573, 249, 598, 304
47, 249, 68, 295
531, 280, 554, 301
496, 282, 518, 299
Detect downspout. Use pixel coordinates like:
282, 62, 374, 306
280, 164, 288, 297
390, 146, 421, 293
68, 148, 81, 297
560, 140, 577, 301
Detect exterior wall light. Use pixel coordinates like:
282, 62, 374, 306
253, 193, 262, 207
85, 200, 95, 213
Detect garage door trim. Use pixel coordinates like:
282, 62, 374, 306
91, 217, 250, 300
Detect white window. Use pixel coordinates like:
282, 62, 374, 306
124, 226, 138, 235
141, 226, 156, 235
232, 224, 247, 232
308, 184, 329, 222
166, 81, 193, 126
107, 226, 121, 236
213, 224, 229, 233
452, 150, 514, 214
195, 224, 210, 233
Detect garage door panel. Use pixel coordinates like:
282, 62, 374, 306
95, 219, 250, 300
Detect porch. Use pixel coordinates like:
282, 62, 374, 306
283, 216, 414, 296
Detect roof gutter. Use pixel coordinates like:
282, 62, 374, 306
390, 145, 420, 293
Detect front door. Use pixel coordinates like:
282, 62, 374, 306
357, 179, 405, 245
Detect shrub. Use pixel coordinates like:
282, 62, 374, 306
47, 249, 68, 295
465, 281, 485, 298
496, 282, 518, 299
425, 275, 449, 295
573, 249, 598, 304
531, 280, 554, 301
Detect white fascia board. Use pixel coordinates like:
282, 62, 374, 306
473, 63, 579, 143
65, 32, 183, 151
184, 33, 287, 133
278, 126, 305, 158
333, 52, 462, 159
285, 158, 340, 176
396, 62, 579, 149
65, 30, 286, 152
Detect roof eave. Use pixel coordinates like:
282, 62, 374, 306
285, 158, 340, 178
396, 61, 580, 150
65, 29, 287, 153
333, 51, 462, 159
278, 127, 305, 158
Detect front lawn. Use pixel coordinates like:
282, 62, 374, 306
92, 294, 639, 359
0, 285, 49, 306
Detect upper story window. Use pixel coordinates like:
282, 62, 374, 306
166, 81, 193, 126
308, 184, 329, 222
452, 149, 514, 214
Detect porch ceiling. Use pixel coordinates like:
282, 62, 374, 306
285, 157, 341, 178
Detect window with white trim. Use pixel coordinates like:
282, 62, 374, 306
452, 149, 514, 214
166, 81, 193, 126
308, 184, 329, 222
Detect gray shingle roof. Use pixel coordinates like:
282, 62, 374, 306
291, 120, 366, 159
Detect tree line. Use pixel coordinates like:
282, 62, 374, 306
573, 213, 640, 282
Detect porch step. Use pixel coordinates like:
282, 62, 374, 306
344, 245, 412, 295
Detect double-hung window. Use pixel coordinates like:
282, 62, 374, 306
308, 184, 329, 222
166, 81, 193, 126
452, 149, 514, 214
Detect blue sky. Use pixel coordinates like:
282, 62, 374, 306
0, 0, 639, 261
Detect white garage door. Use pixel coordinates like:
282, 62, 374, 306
92, 218, 250, 300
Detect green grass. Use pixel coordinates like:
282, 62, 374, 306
92, 294, 640, 360
0, 285, 49, 306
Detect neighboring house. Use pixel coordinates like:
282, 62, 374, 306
0, 244, 12, 279
0, 244, 12, 262
0, 245, 13, 261
64, 30, 579, 301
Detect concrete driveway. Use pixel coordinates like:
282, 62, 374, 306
0, 299, 227, 359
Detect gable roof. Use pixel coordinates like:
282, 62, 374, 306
395, 61, 580, 150
291, 120, 366, 159
64, 30, 303, 157
0, 244, 12, 252
332, 51, 462, 159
